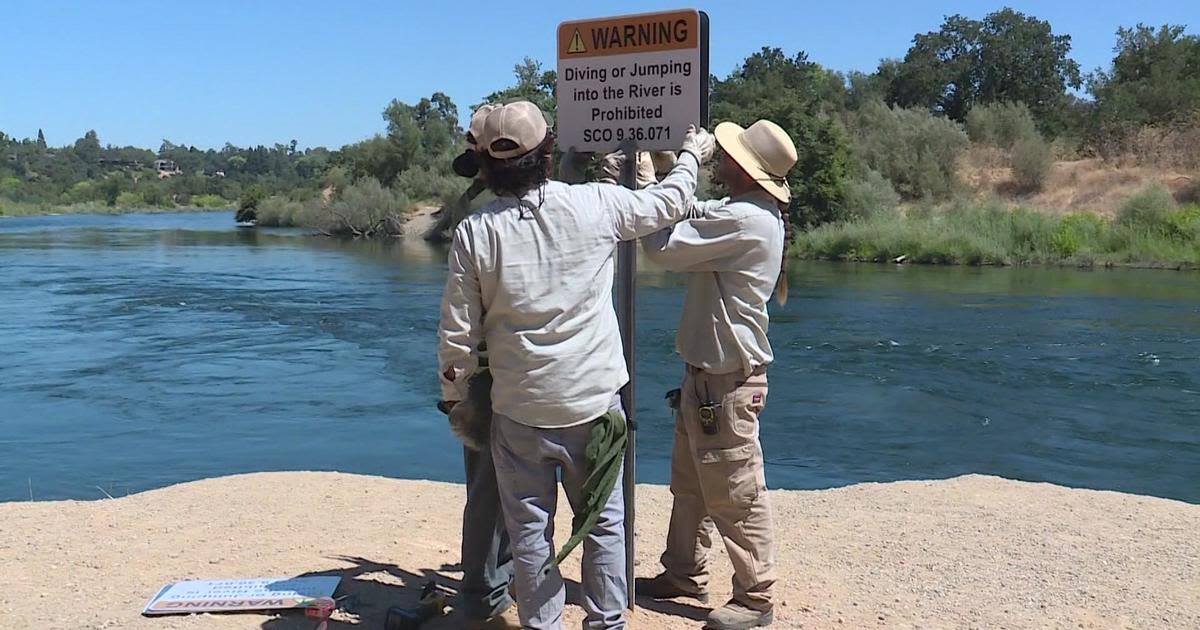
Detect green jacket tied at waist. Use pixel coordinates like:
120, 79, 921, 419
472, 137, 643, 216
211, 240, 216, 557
545, 407, 627, 571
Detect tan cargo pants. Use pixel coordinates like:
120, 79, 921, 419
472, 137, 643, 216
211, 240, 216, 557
660, 365, 776, 612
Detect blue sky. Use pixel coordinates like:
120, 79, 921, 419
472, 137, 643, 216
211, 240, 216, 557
1, 1, 1195, 150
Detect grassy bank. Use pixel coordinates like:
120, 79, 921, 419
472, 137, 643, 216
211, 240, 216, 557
795, 189, 1200, 268
0, 196, 231, 217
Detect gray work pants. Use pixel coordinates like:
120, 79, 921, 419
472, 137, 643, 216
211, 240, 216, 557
460, 445, 515, 620
491, 407, 627, 630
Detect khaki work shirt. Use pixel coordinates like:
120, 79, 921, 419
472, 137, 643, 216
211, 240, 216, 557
641, 190, 784, 376
438, 153, 701, 429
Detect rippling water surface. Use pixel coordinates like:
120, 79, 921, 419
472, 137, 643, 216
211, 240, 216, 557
1, 212, 1197, 502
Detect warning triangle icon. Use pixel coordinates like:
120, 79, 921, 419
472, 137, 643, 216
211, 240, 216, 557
567, 29, 587, 54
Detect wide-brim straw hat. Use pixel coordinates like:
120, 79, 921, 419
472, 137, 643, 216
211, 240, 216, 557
714, 120, 798, 203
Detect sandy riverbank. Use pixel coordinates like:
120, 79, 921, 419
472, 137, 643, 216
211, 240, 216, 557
1, 473, 1196, 629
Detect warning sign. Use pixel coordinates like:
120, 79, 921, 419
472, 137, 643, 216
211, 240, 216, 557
567, 29, 587, 54
557, 9, 709, 152
143, 576, 341, 616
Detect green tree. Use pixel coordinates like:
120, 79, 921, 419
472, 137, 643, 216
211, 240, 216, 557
889, 8, 1082, 132
2, 125, 334, 211
0, 176, 22, 200
101, 175, 123, 207
711, 47, 851, 227
295, 151, 329, 180
37, 129, 46, 149
482, 58, 557, 119
845, 60, 900, 111
965, 102, 1039, 148
63, 180, 99, 204
1090, 24, 1200, 128
849, 102, 969, 200
1011, 132, 1053, 193
337, 135, 401, 186
351, 92, 462, 185
73, 130, 102, 174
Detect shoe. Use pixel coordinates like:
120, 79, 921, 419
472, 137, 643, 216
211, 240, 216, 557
456, 600, 518, 629
462, 609, 520, 630
635, 573, 709, 605
704, 601, 773, 629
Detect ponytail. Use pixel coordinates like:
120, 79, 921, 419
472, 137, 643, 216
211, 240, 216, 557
774, 201, 791, 306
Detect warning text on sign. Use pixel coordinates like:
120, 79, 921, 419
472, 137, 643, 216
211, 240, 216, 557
557, 10, 703, 152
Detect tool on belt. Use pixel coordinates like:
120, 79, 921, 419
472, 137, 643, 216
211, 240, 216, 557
666, 385, 720, 435
383, 580, 449, 630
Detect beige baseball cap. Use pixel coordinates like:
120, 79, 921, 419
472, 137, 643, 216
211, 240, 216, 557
465, 104, 498, 150
478, 101, 550, 160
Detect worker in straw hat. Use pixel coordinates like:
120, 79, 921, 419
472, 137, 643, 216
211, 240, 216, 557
438, 99, 716, 629
635, 119, 797, 630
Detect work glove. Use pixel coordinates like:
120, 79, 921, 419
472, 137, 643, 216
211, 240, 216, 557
649, 150, 677, 176
448, 369, 493, 451
559, 147, 592, 184
597, 151, 624, 185
599, 151, 660, 188
680, 125, 715, 164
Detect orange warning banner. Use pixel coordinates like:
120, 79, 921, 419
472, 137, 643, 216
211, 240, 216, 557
558, 10, 700, 59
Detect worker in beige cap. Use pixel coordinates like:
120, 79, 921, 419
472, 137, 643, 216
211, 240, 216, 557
432, 103, 520, 629
438, 99, 715, 630
636, 120, 797, 630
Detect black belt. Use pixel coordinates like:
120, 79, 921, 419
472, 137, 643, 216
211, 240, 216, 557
686, 364, 767, 376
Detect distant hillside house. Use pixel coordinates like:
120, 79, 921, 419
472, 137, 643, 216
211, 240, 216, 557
154, 159, 181, 178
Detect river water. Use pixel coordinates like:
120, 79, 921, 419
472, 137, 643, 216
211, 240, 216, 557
1, 212, 1197, 502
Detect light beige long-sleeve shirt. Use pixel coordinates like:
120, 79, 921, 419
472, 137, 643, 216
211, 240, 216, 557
641, 190, 784, 376
438, 153, 700, 428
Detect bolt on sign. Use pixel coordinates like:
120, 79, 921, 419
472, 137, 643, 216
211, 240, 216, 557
557, 9, 709, 152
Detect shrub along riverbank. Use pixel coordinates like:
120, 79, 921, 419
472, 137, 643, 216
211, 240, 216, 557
794, 185, 1200, 268
0, 196, 230, 217
250, 177, 449, 238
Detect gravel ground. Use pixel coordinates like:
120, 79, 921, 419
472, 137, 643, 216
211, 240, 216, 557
1, 472, 1196, 629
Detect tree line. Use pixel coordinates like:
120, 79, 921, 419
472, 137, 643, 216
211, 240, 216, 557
2, 7, 1197, 231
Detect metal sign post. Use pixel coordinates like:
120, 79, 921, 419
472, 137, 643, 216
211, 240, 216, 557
616, 138, 639, 609
556, 8, 709, 611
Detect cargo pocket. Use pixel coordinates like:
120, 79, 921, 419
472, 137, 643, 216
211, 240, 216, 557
698, 444, 759, 510
722, 382, 766, 440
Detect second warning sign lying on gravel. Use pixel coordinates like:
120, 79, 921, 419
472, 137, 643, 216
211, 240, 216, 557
556, 9, 709, 152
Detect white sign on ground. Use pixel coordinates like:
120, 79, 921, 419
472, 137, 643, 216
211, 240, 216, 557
557, 9, 708, 152
143, 576, 341, 615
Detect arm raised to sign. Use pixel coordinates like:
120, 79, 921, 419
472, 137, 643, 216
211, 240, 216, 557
597, 125, 713, 241
598, 150, 699, 242
640, 209, 751, 273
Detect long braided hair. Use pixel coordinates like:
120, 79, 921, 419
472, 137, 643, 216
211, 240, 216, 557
774, 200, 791, 306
